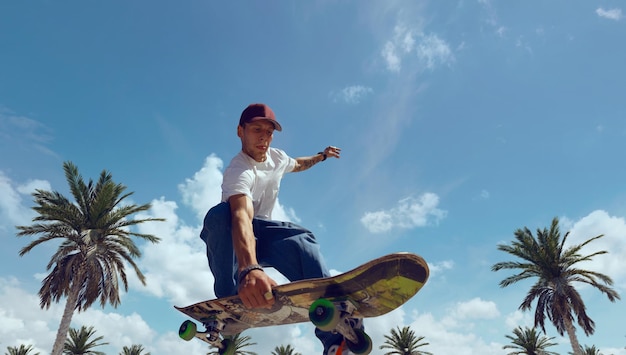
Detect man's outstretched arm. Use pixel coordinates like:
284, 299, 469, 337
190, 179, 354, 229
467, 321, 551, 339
292, 146, 341, 172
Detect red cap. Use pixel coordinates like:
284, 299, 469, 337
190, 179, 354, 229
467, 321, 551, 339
239, 103, 283, 131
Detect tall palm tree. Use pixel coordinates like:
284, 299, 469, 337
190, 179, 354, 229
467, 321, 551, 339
492, 217, 620, 355
63, 326, 108, 355
272, 344, 301, 355
16, 161, 163, 355
380, 326, 432, 355
5, 345, 40, 355
207, 333, 257, 355
503, 326, 559, 355
119, 344, 151, 355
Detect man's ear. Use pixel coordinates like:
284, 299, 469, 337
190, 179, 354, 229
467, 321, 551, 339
237, 125, 243, 138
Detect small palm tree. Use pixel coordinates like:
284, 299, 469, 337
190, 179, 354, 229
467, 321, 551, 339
207, 333, 257, 355
503, 326, 559, 355
16, 161, 163, 355
5, 345, 40, 355
119, 344, 151, 355
272, 344, 301, 355
492, 217, 620, 355
569, 345, 603, 355
63, 325, 108, 355
380, 326, 432, 355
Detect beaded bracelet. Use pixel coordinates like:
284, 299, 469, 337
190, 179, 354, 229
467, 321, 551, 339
238, 264, 264, 284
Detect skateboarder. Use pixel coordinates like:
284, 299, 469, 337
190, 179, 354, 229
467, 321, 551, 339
200, 103, 354, 354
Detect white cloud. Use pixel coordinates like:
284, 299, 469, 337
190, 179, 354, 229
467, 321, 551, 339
596, 7, 623, 21
73, 310, 157, 353
272, 198, 301, 223
133, 197, 214, 306
0, 172, 45, 231
451, 298, 501, 320
405, 308, 505, 355
566, 210, 626, 289
178, 154, 224, 222
331, 85, 373, 104
381, 41, 401, 72
381, 24, 453, 73
504, 309, 534, 330
428, 260, 454, 275
417, 33, 454, 70
496, 26, 507, 37
0, 277, 61, 354
361, 193, 447, 233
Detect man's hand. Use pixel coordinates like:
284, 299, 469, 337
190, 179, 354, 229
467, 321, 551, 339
323, 146, 341, 159
238, 269, 278, 309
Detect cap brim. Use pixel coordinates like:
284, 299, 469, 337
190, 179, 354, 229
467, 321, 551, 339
250, 117, 282, 131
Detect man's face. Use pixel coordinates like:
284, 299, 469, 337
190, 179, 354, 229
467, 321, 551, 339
238, 120, 275, 162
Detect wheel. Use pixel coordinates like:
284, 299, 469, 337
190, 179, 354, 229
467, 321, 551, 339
309, 298, 340, 332
218, 338, 236, 355
346, 329, 373, 355
178, 320, 197, 341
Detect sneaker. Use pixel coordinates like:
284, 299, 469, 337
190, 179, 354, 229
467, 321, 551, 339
326, 342, 353, 355
321, 318, 364, 355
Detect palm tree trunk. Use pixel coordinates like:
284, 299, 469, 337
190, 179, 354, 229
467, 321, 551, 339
50, 282, 81, 355
564, 316, 582, 355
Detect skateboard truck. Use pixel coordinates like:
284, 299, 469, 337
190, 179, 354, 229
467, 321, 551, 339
309, 298, 373, 354
203, 318, 226, 343
179, 317, 234, 353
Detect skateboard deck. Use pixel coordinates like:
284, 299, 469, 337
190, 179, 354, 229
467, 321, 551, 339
175, 252, 428, 353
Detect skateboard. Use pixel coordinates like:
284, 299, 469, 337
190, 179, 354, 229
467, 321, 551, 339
175, 252, 429, 355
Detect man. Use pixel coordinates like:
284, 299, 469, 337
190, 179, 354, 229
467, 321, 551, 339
200, 103, 354, 354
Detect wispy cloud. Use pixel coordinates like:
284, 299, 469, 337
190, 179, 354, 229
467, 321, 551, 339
360, 193, 447, 233
596, 7, 623, 21
330, 85, 374, 104
0, 108, 57, 158
417, 33, 454, 70
381, 25, 454, 73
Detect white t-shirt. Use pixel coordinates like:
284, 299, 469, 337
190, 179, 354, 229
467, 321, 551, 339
221, 148, 297, 219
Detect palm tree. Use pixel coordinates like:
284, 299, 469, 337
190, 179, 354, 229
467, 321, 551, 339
5, 345, 40, 355
272, 344, 301, 355
492, 217, 620, 355
16, 161, 163, 355
380, 326, 432, 355
63, 326, 108, 355
503, 326, 559, 355
207, 333, 257, 355
119, 344, 151, 355
569, 345, 603, 355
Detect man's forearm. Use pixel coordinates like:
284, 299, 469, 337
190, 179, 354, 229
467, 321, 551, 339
292, 153, 326, 172
228, 195, 259, 271
231, 219, 258, 269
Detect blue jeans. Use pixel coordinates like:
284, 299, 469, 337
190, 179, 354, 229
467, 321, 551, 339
200, 202, 342, 353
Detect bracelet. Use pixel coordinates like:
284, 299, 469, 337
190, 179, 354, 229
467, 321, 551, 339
238, 264, 264, 284
318, 152, 327, 161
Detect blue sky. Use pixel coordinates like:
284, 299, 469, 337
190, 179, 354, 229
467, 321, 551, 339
1, 1, 625, 354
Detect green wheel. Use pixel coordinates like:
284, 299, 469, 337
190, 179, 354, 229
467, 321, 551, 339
219, 338, 236, 355
346, 329, 373, 355
309, 298, 340, 332
178, 320, 197, 341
